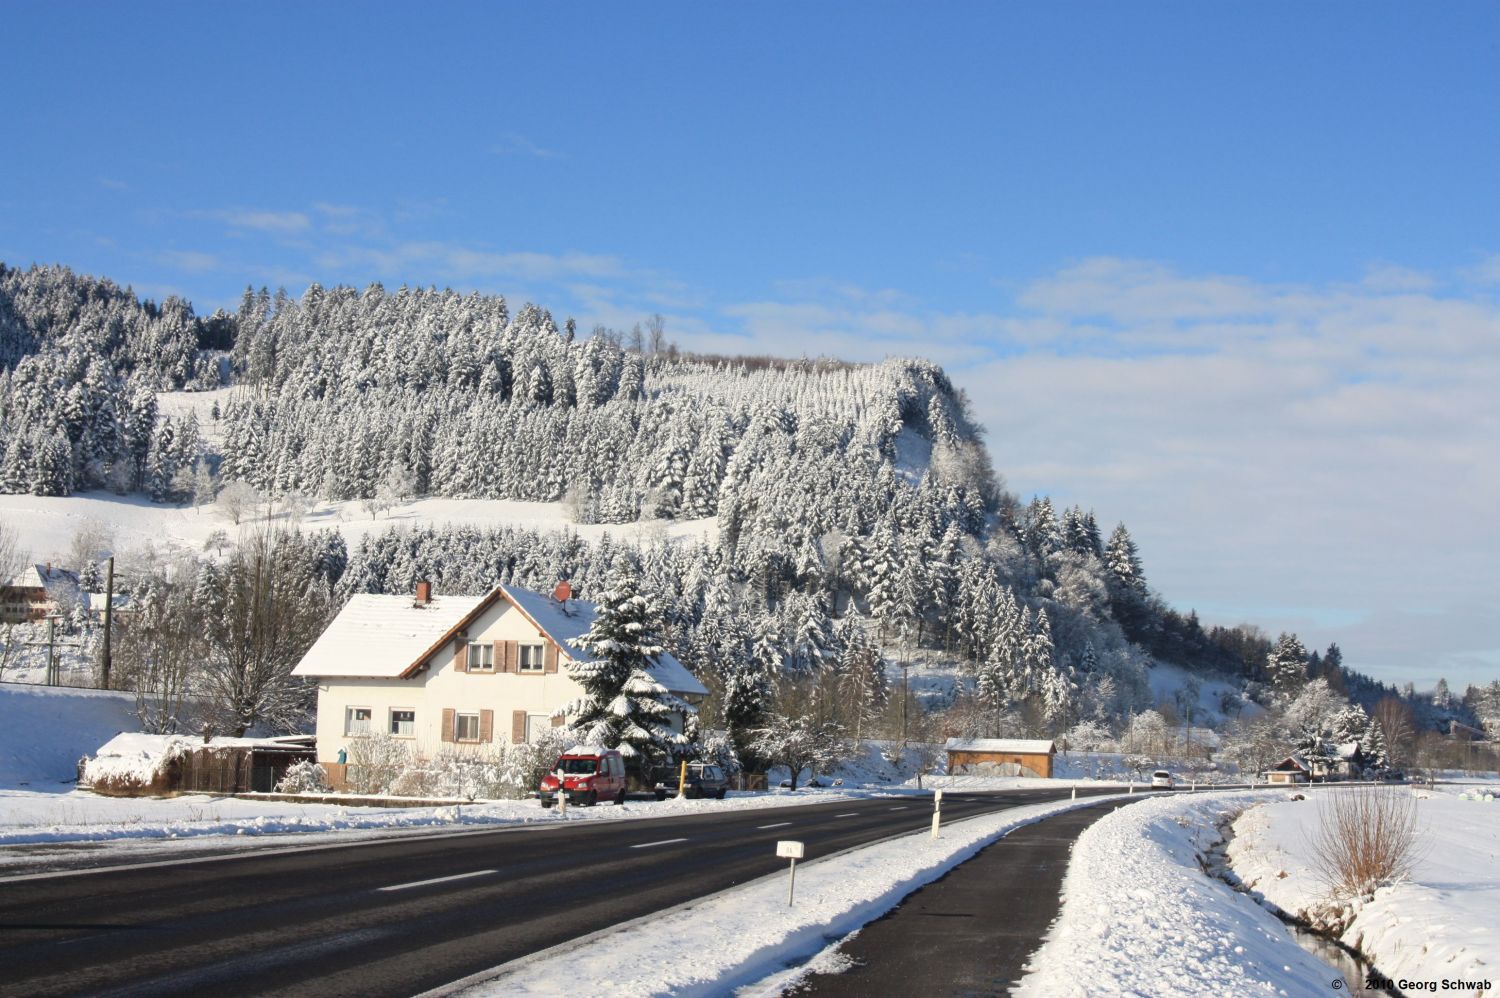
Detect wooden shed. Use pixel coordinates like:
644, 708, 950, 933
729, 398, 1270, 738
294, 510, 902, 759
177, 737, 317, 794
1265, 755, 1310, 785
945, 738, 1056, 779
83, 733, 316, 796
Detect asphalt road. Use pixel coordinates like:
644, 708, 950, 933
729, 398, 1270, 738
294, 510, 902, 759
0, 786, 1132, 998
792, 799, 1134, 997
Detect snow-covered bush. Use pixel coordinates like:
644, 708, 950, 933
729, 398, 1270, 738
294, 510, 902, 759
275, 760, 331, 794
507, 729, 570, 795
345, 733, 410, 795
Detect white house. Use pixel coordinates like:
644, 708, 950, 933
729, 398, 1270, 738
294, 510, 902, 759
291, 582, 708, 784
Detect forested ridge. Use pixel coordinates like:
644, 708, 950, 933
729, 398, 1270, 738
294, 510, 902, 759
9, 260, 1479, 777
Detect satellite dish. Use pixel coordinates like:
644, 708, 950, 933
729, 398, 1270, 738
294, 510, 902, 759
553, 581, 573, 603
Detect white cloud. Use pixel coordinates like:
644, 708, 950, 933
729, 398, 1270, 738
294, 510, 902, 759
958, 257, 1500, 686
490, 132, 561, 159
207, 209, 311, 235
157, 250, 220, 272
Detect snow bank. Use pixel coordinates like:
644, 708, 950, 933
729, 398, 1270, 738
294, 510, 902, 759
0, 785, 887, 849
1228, 786, 1500, 989
449, 795, 1128, 998
0, 683, 139, 789
1017, 791, 1334, 997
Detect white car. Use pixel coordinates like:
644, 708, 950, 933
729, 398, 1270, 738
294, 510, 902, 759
1150, 770, 1175, 789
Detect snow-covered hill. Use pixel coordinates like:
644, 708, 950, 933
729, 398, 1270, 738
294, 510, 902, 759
0, 490, 716, 565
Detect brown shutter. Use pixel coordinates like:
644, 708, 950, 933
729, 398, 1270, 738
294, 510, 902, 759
441, 708, 455, 743
493, 639, 504, 673
480, 709, 494, 743
544, 642, 558, 674
454, 640, 468, 673
511, 710, 527, 744
551, 714, 565, 728
504, 640, 518, 673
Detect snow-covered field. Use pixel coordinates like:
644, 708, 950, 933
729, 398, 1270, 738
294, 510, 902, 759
448, 793, 1128, 998
0, 490, 717, 566
1018, 791, 1335, 997
1228, 784, 1500, 992
0, 683, 139, 789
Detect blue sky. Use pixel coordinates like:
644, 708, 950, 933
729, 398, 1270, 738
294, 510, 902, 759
3, 4, 1498, 687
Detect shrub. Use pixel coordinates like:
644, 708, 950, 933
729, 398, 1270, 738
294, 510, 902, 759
1308, 786, 1425, 899
275, 760, 331, 794
346, 733, 410, 795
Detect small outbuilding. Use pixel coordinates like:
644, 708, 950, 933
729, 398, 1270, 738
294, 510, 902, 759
1266, 755, 1311, 785
945, 738, 1056, 778
82, 733, 316, 796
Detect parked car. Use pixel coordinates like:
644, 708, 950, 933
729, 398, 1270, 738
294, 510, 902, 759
656, 762, 730, 800
537, 748, 627, 807
1150, 770, 1175, 789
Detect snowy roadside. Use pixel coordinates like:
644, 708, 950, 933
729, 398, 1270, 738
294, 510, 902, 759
0, 785, 911, 852
1227, 784, 1500, 990
1016, 791, 1334, 997
436, 793, 1129, 998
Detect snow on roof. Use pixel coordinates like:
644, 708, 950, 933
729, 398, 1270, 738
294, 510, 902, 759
1273, 755, 1310, 770
292, 584, 709, 696
563, 744, 610, 756
291, 593, 487, 678
1335, 742, 1362, 759
500, 585, 708, 697
944, 738, 1056, 754
84, 732, 309, 787
5, 564, 80, 592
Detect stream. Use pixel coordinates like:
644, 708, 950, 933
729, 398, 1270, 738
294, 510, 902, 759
1203, 815, 1402, 998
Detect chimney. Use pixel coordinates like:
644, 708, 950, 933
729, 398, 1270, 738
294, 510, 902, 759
415, 581, 431, 606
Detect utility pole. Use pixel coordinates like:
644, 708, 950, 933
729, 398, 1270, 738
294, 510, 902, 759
101, 556, 114, 690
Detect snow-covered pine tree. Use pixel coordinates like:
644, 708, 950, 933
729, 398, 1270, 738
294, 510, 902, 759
1267, 632, 1310, 695
566, 562, 693, 770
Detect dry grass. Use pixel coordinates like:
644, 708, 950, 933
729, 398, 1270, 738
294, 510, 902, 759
1308, 786, 1425, 899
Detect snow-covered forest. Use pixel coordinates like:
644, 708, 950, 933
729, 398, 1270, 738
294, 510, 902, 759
5, 261, 1486, 778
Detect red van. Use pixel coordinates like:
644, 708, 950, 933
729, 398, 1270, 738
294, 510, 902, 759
537, 748, 627, 807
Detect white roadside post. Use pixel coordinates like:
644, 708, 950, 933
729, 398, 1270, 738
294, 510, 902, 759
931, 788, 943, 839
1071, 782, 1077, 801
777, 840, 804, 906
557, 770, 567, 815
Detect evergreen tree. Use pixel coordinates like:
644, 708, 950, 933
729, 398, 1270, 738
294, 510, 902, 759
566, 562, 693, 768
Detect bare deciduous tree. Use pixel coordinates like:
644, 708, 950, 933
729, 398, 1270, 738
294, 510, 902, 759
0, 520, 25, 584
198, 526, 335, 735
217, 480, 262, 525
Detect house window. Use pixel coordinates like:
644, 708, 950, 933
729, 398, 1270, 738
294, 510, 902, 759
454, 712, 481, 742
389, 709, 415, 737
345, 706, 372, 736
468, 642, 494, 672
518, 643, 546, 673
524, 713, 552, 743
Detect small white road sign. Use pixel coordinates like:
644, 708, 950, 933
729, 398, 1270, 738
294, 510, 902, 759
777, 840, 804, 859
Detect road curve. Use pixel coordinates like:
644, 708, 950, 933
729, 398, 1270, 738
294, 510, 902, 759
0, 787, 1135, 997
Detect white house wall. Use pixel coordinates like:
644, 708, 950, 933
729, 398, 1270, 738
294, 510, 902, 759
313, 597, 585, 764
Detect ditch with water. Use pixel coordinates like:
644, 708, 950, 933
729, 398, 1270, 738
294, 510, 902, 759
1203, 815, 1403, 998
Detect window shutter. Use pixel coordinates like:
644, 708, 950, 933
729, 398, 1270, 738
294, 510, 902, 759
493, 639, 504, 674
511, 710, 526, 744
504, 640, 518, 673
454, 640, 468, 674
441, 708, 455, 743
544, 642, 558, 674
551, 714, 565, 728
480, 709, 494, 743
